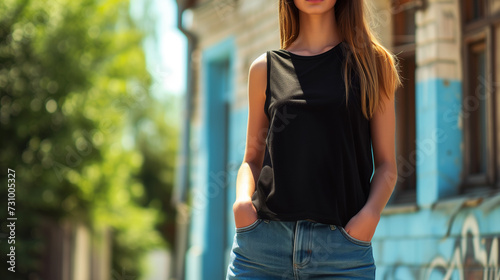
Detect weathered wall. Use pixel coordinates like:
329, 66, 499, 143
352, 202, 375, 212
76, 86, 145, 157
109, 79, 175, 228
376, 0, 500, 278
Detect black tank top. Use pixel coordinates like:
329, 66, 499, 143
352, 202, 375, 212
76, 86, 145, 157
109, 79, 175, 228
251, 41, 374, 227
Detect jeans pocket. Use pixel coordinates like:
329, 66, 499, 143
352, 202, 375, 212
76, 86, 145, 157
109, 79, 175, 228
235, 218, 263, 233
338, 226, 372, 247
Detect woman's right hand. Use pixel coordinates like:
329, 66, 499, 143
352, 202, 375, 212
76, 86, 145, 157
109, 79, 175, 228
233, 199, 258, 229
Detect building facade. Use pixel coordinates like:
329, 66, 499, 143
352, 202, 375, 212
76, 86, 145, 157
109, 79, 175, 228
173, 0, 500, 279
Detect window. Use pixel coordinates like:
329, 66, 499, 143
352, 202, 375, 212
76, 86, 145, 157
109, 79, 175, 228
392, 0, 417, 46
466, 41, 487, 176
389, 0, 417, 204
463, 0, 485, 23
460, 0, 498, 192
392, 54, 417, 203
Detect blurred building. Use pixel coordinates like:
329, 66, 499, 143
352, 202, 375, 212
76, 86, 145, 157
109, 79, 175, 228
39, 219, 111, 280
173, 0, 500, 279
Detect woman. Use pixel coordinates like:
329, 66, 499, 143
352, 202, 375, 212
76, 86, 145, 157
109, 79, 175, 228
226, 0, 401, 279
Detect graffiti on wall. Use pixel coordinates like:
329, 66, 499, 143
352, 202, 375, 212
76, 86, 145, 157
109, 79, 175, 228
427, 214, 500, 280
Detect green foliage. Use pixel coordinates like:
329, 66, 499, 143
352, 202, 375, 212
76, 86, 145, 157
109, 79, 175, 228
134, 95, 181, 249
0, 0, 175, 278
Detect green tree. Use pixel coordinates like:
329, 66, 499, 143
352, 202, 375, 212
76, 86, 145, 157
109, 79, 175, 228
133, 95, 181, 249
0, 0, 169, 278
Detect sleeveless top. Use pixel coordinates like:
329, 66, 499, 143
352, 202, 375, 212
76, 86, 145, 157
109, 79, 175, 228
250, 41, 374, 227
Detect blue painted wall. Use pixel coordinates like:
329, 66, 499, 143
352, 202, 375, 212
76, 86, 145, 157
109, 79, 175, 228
374, 204, 500, 279
415, 78, 463, 206
185, 37, 236, 280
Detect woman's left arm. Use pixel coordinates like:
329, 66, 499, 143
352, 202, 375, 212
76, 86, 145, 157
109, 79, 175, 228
344, 88, 398, 242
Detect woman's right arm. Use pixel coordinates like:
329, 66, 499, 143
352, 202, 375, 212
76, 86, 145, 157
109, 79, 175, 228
232, 52, 269, 229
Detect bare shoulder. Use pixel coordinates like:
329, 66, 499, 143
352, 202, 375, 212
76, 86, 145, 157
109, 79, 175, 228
249, 52, 267, 77
247, 52, 268, 95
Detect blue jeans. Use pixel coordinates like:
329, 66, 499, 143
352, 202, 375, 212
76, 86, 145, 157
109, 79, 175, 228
226, 219, 375, 279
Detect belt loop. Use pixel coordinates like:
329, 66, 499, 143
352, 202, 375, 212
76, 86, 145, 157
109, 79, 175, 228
264, 219, 270, 223
330, 225, 336, 230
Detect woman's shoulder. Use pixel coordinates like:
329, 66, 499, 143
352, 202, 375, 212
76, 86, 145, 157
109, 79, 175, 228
247, 47, 289, 76
247, 53, 268, 91
248, 52, 268, 78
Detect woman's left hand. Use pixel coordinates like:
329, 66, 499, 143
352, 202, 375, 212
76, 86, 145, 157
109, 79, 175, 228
343, 207, 381, 242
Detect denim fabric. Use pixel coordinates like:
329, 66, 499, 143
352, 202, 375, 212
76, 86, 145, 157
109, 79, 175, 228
226, 219, 375, 279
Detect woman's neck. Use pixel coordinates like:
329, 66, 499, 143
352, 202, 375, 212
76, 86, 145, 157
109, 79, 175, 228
290, 8, 342, 54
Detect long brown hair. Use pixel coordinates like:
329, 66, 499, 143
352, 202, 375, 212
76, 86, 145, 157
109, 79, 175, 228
279, 0, 402, 120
